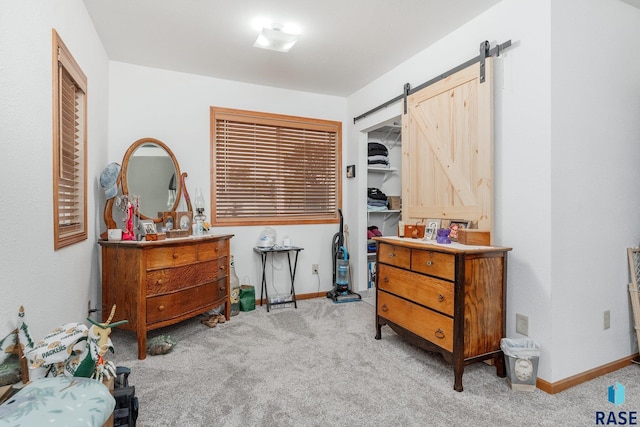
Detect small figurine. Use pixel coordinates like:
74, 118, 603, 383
436, 228, 451, 244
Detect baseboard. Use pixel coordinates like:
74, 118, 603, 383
256, 291, 325, 305
536, 353, 638, 394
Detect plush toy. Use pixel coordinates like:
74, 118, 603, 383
21, 305, 127, 381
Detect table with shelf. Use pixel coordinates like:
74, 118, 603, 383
253, 245, 304, 312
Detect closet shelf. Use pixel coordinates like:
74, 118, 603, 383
367, 209, 401, 214
367, 166, 398, 173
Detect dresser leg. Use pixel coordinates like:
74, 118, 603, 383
495, 352, 506, 378
137, 332, 147, 360
453, 366, 464, 392
375, 317, 382, 340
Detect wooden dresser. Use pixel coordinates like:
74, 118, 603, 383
374, 236, 511, 391
99, 234, 233, 359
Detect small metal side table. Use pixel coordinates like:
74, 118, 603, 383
253, 245, 304, 312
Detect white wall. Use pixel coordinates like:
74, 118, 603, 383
346, 0, 640, 383
550, 0, 640, 377
0, 0, 109, 340
107, 62, 348, 299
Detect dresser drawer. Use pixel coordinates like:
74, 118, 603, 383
378, 264, 454, 316
198, 240, 229, 261
146, 259, 225, 296
378, 291, 453, 352
146, 283, 217, 325
377, 243, 411, 269
411, 250, 455, 281
146, 245, 197, 269
212, 276, 227, 301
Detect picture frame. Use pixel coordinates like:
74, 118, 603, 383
425, 218, 441, 240
346, 164, 356, 178
448, 219, 471, 241
140, 220, 157, 235
158, 211, 175, 230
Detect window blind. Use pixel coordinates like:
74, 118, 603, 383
53, 29, 87, 249
211, 108, 341, 225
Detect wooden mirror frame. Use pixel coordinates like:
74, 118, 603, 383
102, 137, 192, 233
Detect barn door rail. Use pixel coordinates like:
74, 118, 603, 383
353, 39, 512, 124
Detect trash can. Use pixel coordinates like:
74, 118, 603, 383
501, 338, 540, 391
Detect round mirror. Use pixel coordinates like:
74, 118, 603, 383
122, 138, 180, 219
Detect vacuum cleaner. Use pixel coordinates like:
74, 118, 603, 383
327, 208, 361, 303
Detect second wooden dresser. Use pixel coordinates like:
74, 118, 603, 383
99, 233, 233, 359
374, 236, 511, 391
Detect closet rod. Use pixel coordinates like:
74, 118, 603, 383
353, 39, 512, 124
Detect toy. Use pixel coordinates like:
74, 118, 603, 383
19, 305, 127, 381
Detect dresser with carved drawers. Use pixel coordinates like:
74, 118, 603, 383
374, 236, 511, 391
99, 234, 233, 359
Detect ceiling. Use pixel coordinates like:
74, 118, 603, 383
83, 0, 502, 97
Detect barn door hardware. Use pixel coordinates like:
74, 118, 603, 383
354, 39, 512, 124
403, 83, 411, 114
479, 40, 491, 83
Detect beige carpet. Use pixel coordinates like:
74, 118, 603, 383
109, 298, 640, 427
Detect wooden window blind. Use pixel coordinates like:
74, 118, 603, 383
211, 107, 341, 226
53, 30, 87, 249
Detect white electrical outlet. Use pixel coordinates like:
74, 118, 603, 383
515, 313, 529, 336
312, 264, 319, 274
604, 310, 611, 330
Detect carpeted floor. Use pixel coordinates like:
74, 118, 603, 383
109, 297, 640, 426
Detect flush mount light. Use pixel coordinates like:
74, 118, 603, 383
253, 22, 301, 53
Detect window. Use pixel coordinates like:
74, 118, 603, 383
52, 30, 87, 249
211, 107, 341, 226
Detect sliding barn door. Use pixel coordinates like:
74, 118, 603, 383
402, 58, 494, 237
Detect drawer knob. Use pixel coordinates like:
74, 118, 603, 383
383, 276, 389, 283
172, 253, 178, 259
438, 294, 444, 302
388, 253, 395, 258
158, 305, 165, 311
427, 260, 434, 266
219, 285, 226, 291
381, 304, 389, 312
435, 328, 445, 339
157, 279, 163, 285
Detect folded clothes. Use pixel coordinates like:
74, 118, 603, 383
368, 187, 387, 200
367, 201, 388, 209
368, 142, 388, 157
368, 225, 383, 237
368, 154, 389, 162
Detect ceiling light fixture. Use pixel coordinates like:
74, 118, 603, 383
253, 22, 301, 53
